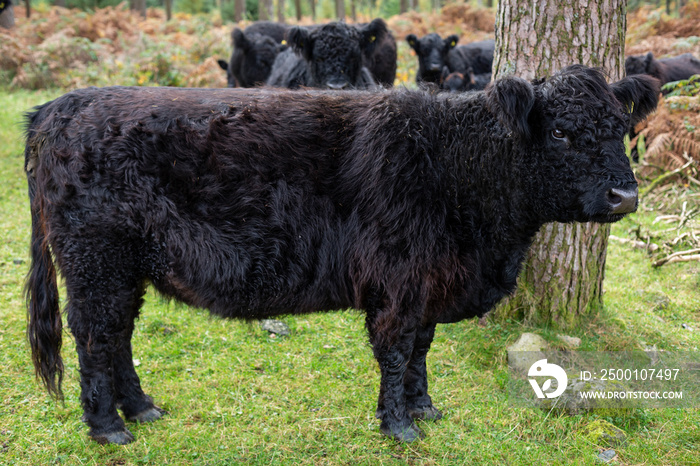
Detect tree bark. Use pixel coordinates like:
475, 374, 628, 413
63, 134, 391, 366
492, 0, 627, 329
335, 0, 344, 21
165, 0, 172, 20
277, 0, 284, 22
234, 0, 244, 22
0, 1, 14, 28
293, 0, 301, 21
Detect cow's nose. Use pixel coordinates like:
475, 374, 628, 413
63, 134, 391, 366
327, 81, 348, 90
428, 63, 442, 71
607, 187, 638, 214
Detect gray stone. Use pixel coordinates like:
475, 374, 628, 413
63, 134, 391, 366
597, 449, 617, 463
260, 319, 290, 336
557, 334, 582, 348
506, 333, 548, 374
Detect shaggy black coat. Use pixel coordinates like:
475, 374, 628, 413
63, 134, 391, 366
441, 66, 492, 92
625, 52, 700, 89
266, 20, 384, 90
407, 34, 493, 86
25, 65, 659, 445
217, 21, 288, 88
446, 39, 494, 76
406, 32, 459, 84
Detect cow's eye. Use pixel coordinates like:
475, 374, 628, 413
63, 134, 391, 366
551, 129, 566, 140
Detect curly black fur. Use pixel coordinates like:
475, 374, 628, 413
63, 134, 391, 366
267, 21, 384, 90
217, 21, 289, 88
25, 65, 659, 444
625, 52, 700, 89
407, 34, 493, 87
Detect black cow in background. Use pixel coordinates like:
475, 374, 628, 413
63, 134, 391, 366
440, 66, 491, 92
406, 32, 459, 84
407, 33, 494, 86
625, 52, 700, 91
26, 65, 659, 445
267, 20, 386, 90
217, 21, 288, 88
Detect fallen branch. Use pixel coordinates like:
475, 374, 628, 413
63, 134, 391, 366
640, 160, 695, 198
609, 235, 659, 252
653, 248, 700, 267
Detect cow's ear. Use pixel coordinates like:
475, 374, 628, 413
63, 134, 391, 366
288, 26, 313, 61
644, 51, 654, 67
232, 28, 249, 51
445, 34, 459, 50
217, 59, 228, 71
485, 76, 535, 140
361, 18, 388, 51
406, 34, 419, 53
611, 73, 660, 128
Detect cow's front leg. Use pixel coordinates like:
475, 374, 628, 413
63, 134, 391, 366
404, 322, 443, 421
366, 306, 422, 442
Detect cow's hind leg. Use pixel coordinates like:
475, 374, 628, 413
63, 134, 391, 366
404, 323, 442, 422
67, 269, 148, 445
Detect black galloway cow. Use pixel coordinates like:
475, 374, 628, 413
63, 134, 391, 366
441, 66, 492, 92
266, 20, 386, 90
625, 52, 700, 90
25, 65, 659, 445
406, 32, 459, 84
407, 33, 494, 86
217, 21, 288, 88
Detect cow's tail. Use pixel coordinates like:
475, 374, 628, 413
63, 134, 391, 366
25, 108, 64, 399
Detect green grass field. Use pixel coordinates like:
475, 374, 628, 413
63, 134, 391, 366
1, 90, 698, 465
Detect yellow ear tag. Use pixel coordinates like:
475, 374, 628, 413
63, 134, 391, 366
628, 101, 635, 114
370, 36, 376, 42
281, 39, 287, 45
451, 40, 456, 47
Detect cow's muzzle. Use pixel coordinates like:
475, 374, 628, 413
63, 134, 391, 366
607, 187, 638, 214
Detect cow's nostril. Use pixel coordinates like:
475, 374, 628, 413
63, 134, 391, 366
607, 187, 638, 214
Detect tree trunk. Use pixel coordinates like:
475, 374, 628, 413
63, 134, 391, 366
277, 0, 284, 22
234, 0, 244, 21
335, 0, 344, 21
0, 1, 14, 28
165, 0, 172, 20
492, 0, 627, 329
259, 0, 272, 20
400, 0, 408, 14
293, 0, 301, 21
310, 0, 315, 21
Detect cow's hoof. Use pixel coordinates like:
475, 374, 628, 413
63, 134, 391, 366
380, 421, 424, 442
91, 428, 135, 445
127, 406, 167, 423
408, 405, 443, 421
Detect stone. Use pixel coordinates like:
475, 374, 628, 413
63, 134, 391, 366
260, 319, 290, 336
580, 420, 627, 448
557, 334, 582, 348
506, 332, 548, 374
597, 449, 617, 463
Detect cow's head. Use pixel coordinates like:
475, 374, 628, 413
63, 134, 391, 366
406, 33, 458, 84
288, 20, 386, 90
625, 52, 655, 76
234, 29, 286, 87
485, 65, 659, 224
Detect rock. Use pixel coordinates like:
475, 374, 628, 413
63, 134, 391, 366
540, 377, 636, 416
507, 333, 548, 374
260, 319, 290, 336
580, 420, 627, 448
557, 334, 582, 348
597, 449, 617, 463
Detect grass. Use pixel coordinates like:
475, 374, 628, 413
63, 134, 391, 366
0, 89, 699, 465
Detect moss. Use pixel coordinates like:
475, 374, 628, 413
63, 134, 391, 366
579, 419, 627, 447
